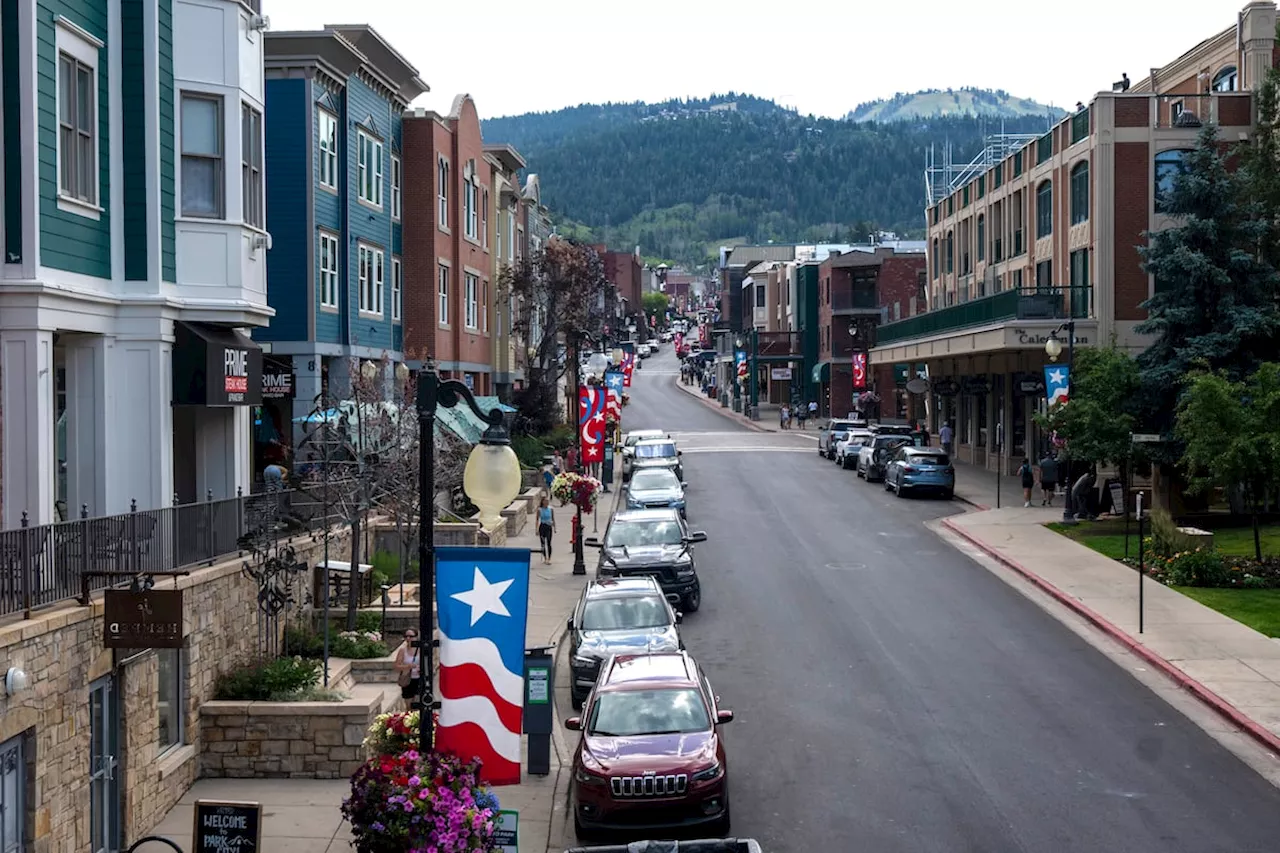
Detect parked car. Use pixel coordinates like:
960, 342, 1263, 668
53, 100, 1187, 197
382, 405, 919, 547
626, 438, 684, 481
870, 423, 915, 437
856, 434, 912, 482
835, 430, 874, 469
818, 419, 861, 460
885, 446, 955, 499
568, 577, 684, 709
566, 841, 762, 853
622, 429, 666, 466
625, 468, 688, 517
565, 651, 734, 838
586, 508, 707, 612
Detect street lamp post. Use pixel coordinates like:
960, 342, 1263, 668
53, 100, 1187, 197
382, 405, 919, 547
1045, 320, 1077, 525
416, 371, 521, 755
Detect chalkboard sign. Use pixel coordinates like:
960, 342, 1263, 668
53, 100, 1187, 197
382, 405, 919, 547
193, 800, 261, 852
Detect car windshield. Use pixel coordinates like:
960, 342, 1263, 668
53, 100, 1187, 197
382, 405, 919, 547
631, 470, 679, 490
588, 688, 710, 736
635, 442, 676, 459
605, 519, 684, 548
626, 432, 661, 447
581, 595, 671, 630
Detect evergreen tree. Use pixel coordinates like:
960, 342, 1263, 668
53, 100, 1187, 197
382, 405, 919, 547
1136, 124, 1280, 468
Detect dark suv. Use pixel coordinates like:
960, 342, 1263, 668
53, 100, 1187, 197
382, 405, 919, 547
585, 509, 707, 612
568, 577, 684, 709
565, 651, 734, 838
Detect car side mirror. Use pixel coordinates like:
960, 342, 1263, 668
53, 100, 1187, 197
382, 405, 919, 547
677, 450, 683, 456
567, 617, 574, 631
680, 482, 688, 488
584, 537, 603, 548
674, 611, 683, 624
565, 717, 582, 731
716, 709, 735, 724
686, 531, 708, 543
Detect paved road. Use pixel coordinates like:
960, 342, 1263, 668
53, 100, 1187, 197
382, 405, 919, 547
590, 346, 1280, 853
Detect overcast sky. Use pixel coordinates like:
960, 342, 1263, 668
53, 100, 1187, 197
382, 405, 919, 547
267, 0, 1242, 119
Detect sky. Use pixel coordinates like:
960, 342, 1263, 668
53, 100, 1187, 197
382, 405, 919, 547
267, 0, 1245, 119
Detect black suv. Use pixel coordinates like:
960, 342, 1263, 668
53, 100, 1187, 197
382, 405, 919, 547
585, 509, 707, 613
567, 577, 684, 708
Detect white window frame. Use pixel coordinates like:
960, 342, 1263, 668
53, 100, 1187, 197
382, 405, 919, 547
158, 647, 185, 754
180, 92, 225, 219
241, 102, 263, 229
392, 256, 402, 322
55, 18, 103, 218
438, 157, 450, 230
481, 279, 489, 333
357, 243, 385, 317
318, 230, 339, 309
317, 107, 338, 191
481, 188, 489, 249
507, 212, 516, 263
464, 175, 478, 240
357, 130, 383, 208
438, 263, 451, 327
465, 272, 479, 329
391, 154, 402, 220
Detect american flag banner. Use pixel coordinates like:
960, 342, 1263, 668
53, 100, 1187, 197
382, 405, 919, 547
621, 351, 636, 387
852, 352, 868, 390
604, 370, 624, 419
435, 546, 531, 786
579, 385, 607, 463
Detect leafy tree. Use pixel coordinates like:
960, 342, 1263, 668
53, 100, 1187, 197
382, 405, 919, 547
642, 291, 669, 325
1136, 123, 1280, 467
1175, 363, 1280, 560
1034, 345, 1141, 469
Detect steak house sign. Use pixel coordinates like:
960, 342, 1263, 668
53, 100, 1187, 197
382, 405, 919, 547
173, 321, 264, 407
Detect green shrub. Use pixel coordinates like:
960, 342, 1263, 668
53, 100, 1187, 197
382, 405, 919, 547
354, 610, 383, 633
288, 620, 390, 660
284, 623, 325, 657
543, 424, 575, 451
214, 656, 322, 701
1165, 550, 1229, 587
1149, 508, 1181, 557
331, 630, 390, 659
370, 549, 418, 586
512, 434, 550, 469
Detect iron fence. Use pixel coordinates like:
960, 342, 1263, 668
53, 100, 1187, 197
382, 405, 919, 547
0, 488, 334, 620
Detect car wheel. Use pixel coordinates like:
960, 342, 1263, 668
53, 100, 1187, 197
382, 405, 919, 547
883, 475, 892, 491
895, 475, 907, 498
683, 586, 701, 613
943, 489, 954, 500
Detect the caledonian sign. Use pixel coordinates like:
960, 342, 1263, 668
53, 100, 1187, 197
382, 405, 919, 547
1011, 328, 1091, 347
103, 589, 184, 649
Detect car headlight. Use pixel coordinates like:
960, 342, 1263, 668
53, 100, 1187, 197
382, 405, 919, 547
691, 762, 722, 782
675, 560, 695, 577
573, 652, 599, 668
575, 767, 607, 786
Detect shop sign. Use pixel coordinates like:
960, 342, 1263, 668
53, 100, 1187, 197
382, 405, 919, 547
173, 322, 264, 407
193, 800, 262, 853
962, 376, 990, 396
770, 367, 793, 380
262, 365, 294, 399
933, 378, 960, 396
1011, 328, 1090, 347
103, 589, 184, 648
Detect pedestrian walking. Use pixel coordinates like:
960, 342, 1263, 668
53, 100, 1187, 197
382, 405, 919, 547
1018, 458, 1035, 507
780, 404, 790, 429
1070, 468, 1098, 521
940, 421, 955, 456
808, 400, 818, 423
543, 464, 554, 493
536, 496, 556, 564
552, 451, 564, 475
394, 629, 422, 710
796, 404, 807, 430
1038, 452, 1059, 506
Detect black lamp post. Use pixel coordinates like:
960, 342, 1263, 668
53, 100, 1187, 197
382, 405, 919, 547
1045, 320, 1077, 525
416, 371, 519, 754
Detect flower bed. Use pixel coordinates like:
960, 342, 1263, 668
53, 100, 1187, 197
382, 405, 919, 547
344, 711, 501, 853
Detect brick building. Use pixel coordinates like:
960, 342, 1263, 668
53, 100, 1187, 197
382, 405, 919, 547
871, 0, 1276, 472
403, 96, 495, 394
593, 246, 643, 334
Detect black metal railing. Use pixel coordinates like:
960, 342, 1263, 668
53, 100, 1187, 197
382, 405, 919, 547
0, 488, 337, 620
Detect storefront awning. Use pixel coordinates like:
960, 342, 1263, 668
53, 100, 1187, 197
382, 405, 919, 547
173, 321, 263, 406
812, 361, 830, 383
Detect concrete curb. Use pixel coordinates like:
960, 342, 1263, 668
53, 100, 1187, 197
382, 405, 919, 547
672, 380, 769, 433
940, 516, 1280, 759
954, 492, 991, 511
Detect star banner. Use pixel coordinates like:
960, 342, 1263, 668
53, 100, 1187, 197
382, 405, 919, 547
579, 386, 606, 463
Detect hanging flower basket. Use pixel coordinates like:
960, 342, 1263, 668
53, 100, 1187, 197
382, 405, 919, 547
858, 391, 881, 405
550, 472, 603, 513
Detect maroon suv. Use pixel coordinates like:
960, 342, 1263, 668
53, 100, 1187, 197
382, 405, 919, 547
564, 651, 734, 838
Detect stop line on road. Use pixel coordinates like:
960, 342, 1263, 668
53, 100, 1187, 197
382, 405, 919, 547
678, 446, 813, 454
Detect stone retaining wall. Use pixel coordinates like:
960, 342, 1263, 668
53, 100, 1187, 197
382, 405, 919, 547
500, 499, 529, 535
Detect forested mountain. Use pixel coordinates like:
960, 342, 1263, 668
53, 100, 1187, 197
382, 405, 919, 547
847, 88, 1064, 122
481, 93, 1056, 266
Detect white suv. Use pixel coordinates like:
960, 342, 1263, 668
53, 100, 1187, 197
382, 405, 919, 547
835, 430, 874, 469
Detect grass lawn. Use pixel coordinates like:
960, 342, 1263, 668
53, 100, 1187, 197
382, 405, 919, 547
1174, 587, 1280, 638
1047, 519, 1280, 561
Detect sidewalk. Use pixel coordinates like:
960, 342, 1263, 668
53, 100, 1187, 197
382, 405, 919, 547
672, 379, 777, 433
149, 493, 607, 853
944, 509, 1280, 755
950, 459, 1031, 510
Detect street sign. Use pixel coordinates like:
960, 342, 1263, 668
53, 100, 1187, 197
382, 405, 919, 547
1131, 433, 1161, 443
493, 810, 518, 853
104, 589, 184, 649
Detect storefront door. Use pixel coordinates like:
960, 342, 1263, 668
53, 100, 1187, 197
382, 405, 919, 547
88, 676, 120, 853
0, 736, 23, 853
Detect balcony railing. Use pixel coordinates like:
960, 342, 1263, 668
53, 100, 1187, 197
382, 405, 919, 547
876, 286, 1093, 346
756, 331, 802, 358
830, 289, 879, 312
0, 486, 346, 619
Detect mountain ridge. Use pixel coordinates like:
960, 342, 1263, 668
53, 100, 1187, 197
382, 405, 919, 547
846, 87, 1065, 122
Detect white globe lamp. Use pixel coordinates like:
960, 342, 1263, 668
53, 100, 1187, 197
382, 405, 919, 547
463, 426, 523, 531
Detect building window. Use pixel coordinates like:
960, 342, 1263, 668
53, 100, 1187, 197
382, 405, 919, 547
1069, 249, 1090, 316
465, 273, 479, 328
1070, 161, 1089, 225
962, 186, 970, 207
181, 93, 223, 218
1155, 149, 1194, 214
945, 232, 954, 274
1070, 108, 1089, 145
241, 103, 263, 228
946, 197, 953, 216
463, 168, 478, 240
755, 284, 765, 308
481, 189, 489, 248
57, 49, 98, 208
358, 243, 384, 316
392, 256, 402, 321
438, 158, 450, 226
507, 212, 516, 262
391, 155, 402, 220
0, 734, 25, 851
438, 264, 450, 325
976, 215, 985, 262
977, 176, 985, 199
993, 166, 1003, 189
1035, 180, 1052, 238
1212, 66, 1238, 92
1036, 132, 1053, 165
158, 648, 184, 753
317, 108, 338, 190
318, 231, 339, 308
931, 238, 939, 279
1013, 151, 1023, 177
1036, 259, 1053, 289
357, 130, 383, 207
482, 280, 489, 332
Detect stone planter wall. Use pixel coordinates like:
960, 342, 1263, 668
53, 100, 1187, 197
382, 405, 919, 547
500, 499, 529, 536
475, 517, 508, 547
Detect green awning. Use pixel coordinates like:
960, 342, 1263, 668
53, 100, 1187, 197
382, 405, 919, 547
435, 396, 517, 444
812, 361, 830, 383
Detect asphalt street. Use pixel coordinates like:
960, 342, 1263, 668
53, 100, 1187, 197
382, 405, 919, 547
591, 346, 1280, 853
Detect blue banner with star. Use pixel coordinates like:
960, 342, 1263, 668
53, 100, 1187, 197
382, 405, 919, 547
1044, 365, 1070, 406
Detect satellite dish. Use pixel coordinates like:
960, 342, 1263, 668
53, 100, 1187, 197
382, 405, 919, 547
905, 377, 930, 395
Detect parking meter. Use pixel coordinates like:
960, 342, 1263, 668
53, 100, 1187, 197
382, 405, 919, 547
524, 646, 555, 776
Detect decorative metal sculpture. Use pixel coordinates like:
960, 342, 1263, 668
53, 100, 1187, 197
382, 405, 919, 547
239, 489, 309, 659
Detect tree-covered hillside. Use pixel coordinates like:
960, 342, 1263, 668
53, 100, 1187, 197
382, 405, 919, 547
482, 94, 1054, 265
847, 88, 1065, 122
